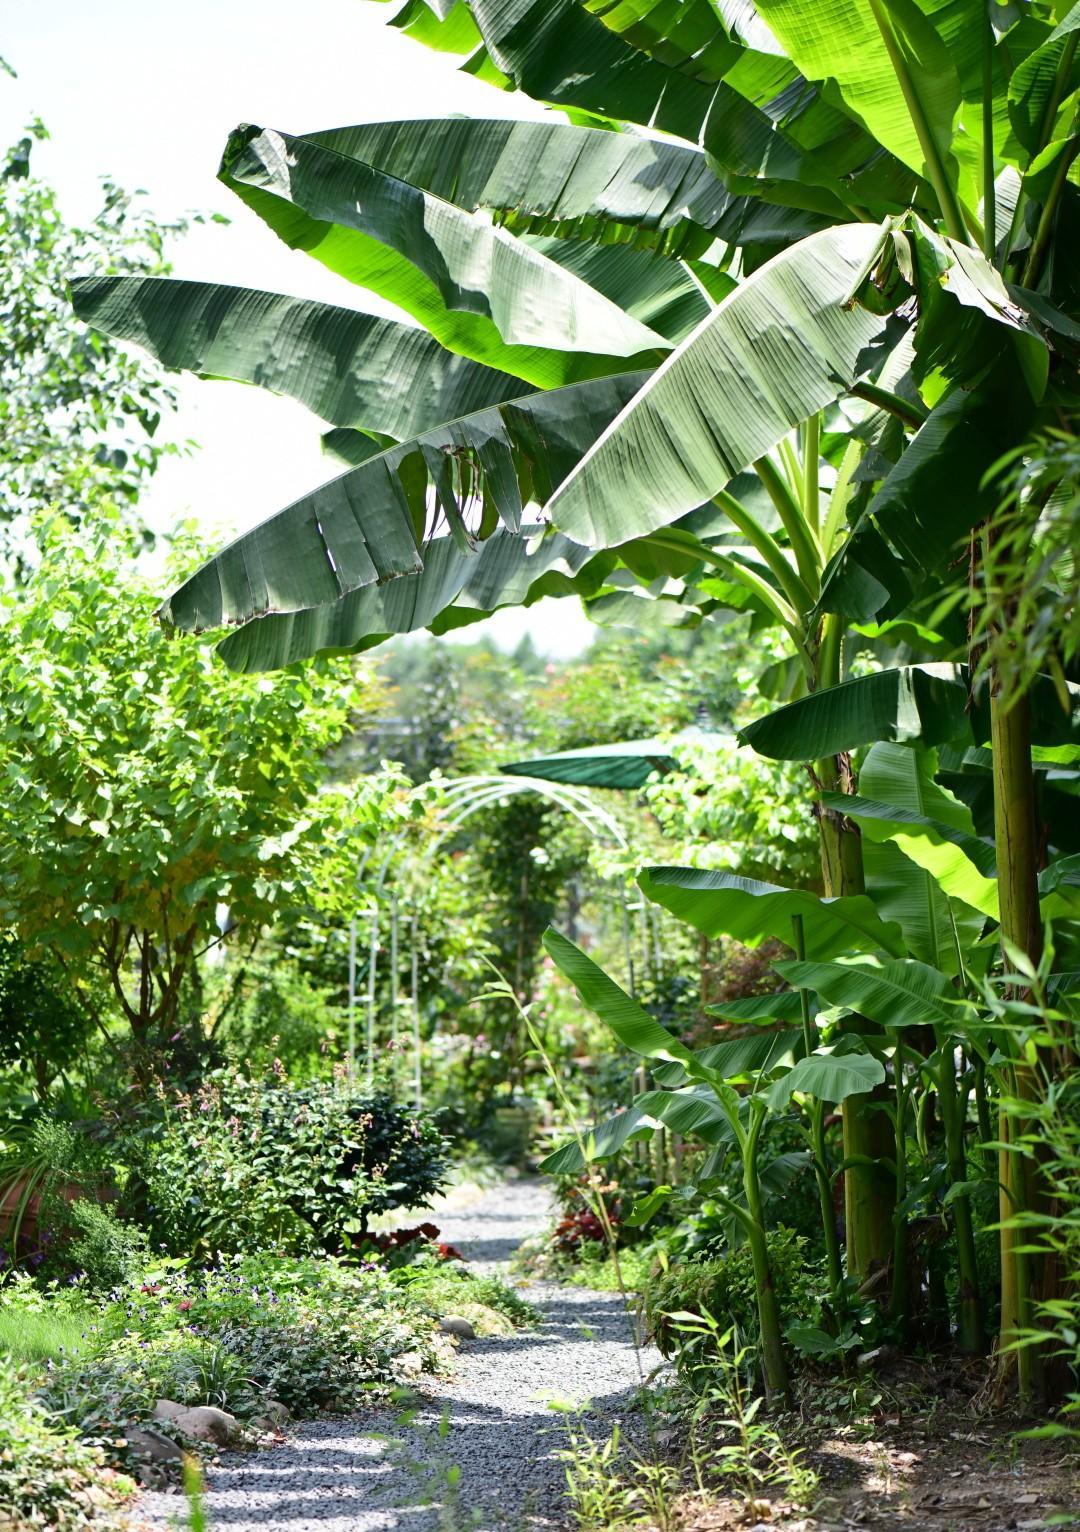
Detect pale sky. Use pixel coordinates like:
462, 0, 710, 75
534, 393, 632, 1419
3, 0, 594, 658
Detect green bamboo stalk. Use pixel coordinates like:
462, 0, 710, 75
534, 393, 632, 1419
937, 1036, 985, 1353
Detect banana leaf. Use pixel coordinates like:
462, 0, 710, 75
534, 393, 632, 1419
500, 737, 678, 789
765, 1048, 886, 1108
544, 223, 889, 550
299, 118, 737, 256
160, 369, 649, 638
774, 955, 957, 1029
638, 867, 906, 958
218, 125, 668, 386
539, 1085, 737, 1174
70, 276, 528, 441
215, 525, 608, 672
737, 665, 971, 761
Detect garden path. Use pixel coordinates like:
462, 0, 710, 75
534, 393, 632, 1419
140, 1177, 659, 1531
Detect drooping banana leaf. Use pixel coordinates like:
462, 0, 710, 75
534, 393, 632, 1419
218, 125, 668, 386
431, 0, 913, 211
816, 376, 1038, 623
70, 276, 529, 441
543, 928, 706, 1072
637, 867, 906, 958
159, 369, 649, 638
774, 955, 957, 1029
543, 223, 889, 550
539, 1085, 737, 1174
523, 237, 728, 344
214, 525, 608, 672
846, 742, 989, 974
737, 665, 970, 761
739, 663, 1080, 761
298, 118, 738, 256
650, 1027, 802, 1088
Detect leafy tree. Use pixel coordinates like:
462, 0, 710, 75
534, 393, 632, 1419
0, 520, 394, 1078
0, 120, 187, 576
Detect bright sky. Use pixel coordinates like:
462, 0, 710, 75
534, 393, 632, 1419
2, 0, 594, 658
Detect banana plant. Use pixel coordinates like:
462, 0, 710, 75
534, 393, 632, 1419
540, 928, 888, 1404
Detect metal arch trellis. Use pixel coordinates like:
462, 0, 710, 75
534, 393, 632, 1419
345, 773, 633, 1101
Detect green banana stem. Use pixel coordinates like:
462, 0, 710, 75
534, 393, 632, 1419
753, 454, 821, 595
890, 1030, 910, 1337
742, 1101, 792, 1407
711, 491, 815, 614
803, 415, 820, 535
867, 0, 970, 245
792, 914, 843, 1298
849, 382, 929, 430
937, 1034, 985, 1354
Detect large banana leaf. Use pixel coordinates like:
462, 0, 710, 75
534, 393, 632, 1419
524, 238, 726, 345
851, 743, 988, 974
774, 955, 957, 1029
765, 1049, 885, 1107
650, 1027, 802, 1088
539, 1085, 737, 1174
816, 377, 1037, 622
218, 126, 667, 386
738, 665, 970, 761
70, 277, 528, 441
160, 369, 647, 637
543, 223, 889, 549
741, 664, 1080, 762
753, 0, 964, 195
543, 928, 704, 1071
298, 118, 737, 256
214, 525, 607, 672
427, 0, 913, 211
637, 867, 906, 958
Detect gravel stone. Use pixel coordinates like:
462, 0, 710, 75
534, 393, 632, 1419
139, 1178, 661, 1530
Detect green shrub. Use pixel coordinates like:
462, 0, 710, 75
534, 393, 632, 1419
641, 1229, 816, 1375
0, 1354, 135, 1531
394, 1259, 538, 1328
125, 1072, 450, 1258
91, 1255, 441, 1417
62, 1200, 150, 1292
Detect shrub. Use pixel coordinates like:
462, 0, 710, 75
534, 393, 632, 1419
62, 1200, 150, 1292
641, 1229, 816, 1376
0, 1354, 135, 1531
95, 1255, 441, 1416
125, 1071, 451, 1258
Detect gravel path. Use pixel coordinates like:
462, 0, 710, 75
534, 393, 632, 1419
141, 1178, 661, 1531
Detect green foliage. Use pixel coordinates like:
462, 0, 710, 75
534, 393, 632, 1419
36, 1254, 440, 1450
0, 520, 393, 1067
61, 1201, 151, 1294
641, 1230, 816, 1372
124, 1073, 450, 1258
0, 1354, 135, 1531
394, 1260, 538, 1329
0, 122, 185, 576
0, 937, 93, 1097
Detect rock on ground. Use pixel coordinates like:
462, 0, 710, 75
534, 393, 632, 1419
139, 1178, 661, 1531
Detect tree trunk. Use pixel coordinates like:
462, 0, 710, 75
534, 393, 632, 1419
990, 686, 1044, 1400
